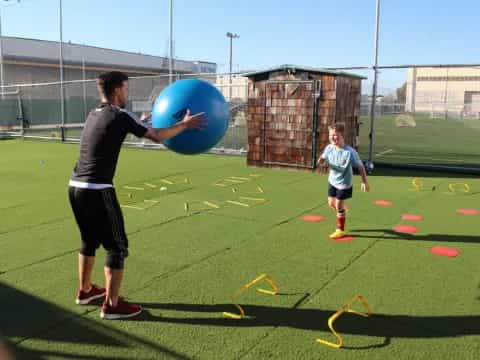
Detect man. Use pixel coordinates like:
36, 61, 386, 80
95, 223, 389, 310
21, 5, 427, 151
69, 71, 205, 319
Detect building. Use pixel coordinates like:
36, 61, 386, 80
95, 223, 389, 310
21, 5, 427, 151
0, 36, 216, 86
406, 66, 480, 117
0, 36, 217, 130
216, 74, 248, 101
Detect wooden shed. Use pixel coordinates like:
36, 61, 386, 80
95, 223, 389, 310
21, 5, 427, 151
244, 65, 365, 171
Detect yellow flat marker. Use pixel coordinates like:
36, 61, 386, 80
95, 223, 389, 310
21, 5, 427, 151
229, 176, 250, 181
239, 196, 266, 202
124, 186, 144, 191
223, 274, 278, 319
226, 200, 250, 208
120, 204, 145, 210
224, 179, 245, 184
161, 179, 174, 185
316, 295, 372, 349
249, 174, 262, 178
144, 183, 157, 188
184, 201, 212, 212
144, 199, 159, 203
204, 201, 220, 209
214, 182, 229, 187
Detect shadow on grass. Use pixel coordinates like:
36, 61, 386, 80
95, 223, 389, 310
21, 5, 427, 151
350, 229, 480, 244
132, 302, 479, 351
0, 282, 190, 360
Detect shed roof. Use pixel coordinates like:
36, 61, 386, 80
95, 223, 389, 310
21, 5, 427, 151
243, 64, 366, 80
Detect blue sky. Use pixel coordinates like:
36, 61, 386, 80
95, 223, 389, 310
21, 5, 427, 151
1, 0, 479, 92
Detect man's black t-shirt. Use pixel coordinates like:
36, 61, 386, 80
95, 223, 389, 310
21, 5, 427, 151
71, 103, 148, 185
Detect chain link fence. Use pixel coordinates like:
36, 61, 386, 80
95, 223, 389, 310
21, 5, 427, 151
1, 66, 479, 172
0, 73, 249, 153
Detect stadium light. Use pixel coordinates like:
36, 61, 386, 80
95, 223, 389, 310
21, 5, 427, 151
226, 32, 239, 100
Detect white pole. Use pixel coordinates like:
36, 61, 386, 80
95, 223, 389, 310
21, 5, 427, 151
367, 0, 381, 165
59, 0, 65, 140
169, 0, 173, 83
0, 6, 4, 97
82, 56, 87, 118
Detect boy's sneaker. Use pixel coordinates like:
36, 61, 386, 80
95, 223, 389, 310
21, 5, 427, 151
76, 285, 106, 305
100, 298, 142, 320
329, 229, 347, 239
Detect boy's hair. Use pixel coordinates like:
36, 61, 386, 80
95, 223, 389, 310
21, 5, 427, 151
97, 71, 128, 100
328, 122, 346, 135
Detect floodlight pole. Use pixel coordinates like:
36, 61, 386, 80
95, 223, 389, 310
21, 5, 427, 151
226, 32, 239, 101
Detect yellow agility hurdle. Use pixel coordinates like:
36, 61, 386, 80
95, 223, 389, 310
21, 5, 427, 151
448, 183, 470, 194
223, 273, 279, 319
316, 295, 372, 349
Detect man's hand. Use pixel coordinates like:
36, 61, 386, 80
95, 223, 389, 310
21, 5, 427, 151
181, 109, 207, 130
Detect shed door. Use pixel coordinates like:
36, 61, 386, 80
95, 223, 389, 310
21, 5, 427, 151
263, 80, 320, 168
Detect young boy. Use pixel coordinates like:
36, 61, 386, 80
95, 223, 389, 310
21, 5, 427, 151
317, 123, 370, 239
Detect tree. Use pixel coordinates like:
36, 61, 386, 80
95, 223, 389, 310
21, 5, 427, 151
396, 82, 407, 104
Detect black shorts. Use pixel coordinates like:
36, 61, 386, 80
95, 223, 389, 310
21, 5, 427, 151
68, 186, 128, 267
328, 183, 353, 200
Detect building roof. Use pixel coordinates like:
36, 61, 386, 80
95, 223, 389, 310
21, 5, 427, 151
1, 36, 216, 74
243, 64, 366, 79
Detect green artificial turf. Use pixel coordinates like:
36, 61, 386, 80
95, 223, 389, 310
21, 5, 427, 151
0, 139, 479, 359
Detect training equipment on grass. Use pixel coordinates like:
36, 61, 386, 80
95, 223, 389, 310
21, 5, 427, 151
401, 214, 424, 221
226, 197, 267, 208
430, 246, 460, 257
410, 178, 435, 192
316, 295, 372, 349
446, 183, 470, 195
393, 224, 418, 234
214, 175, 254, 188
302, 215, 325, 223
374, 200, 393, 207
456, 208, 479, 216
223, 273, 278, 319
151, 79, 228, 154
184, 200, 221, 212
120, 199, 159, 211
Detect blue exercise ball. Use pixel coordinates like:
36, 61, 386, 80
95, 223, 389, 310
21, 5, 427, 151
151, 79, 229, 155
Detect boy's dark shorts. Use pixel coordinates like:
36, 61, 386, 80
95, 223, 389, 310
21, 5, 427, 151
328, 183, 353, 200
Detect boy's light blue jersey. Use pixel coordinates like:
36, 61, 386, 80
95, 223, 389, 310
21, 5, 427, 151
321, 144, 363, 189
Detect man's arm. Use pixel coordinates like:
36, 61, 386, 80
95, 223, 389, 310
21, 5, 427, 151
144, 110, 206, 143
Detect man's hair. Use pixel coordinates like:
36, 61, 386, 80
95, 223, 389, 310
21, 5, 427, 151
97, 71, 128, 100
328, 122, 346, 135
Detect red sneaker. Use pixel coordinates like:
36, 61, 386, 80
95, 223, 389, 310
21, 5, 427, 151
100, 298, 142, 320
75, 284, 106, 305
